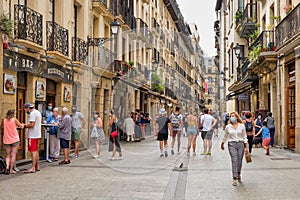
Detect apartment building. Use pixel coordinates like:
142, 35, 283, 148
0, 0, 205, 159
215, 0, 300, 152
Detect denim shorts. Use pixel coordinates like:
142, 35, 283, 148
187, 126, 198, 135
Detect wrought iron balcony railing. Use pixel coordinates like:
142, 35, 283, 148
137, 18, 149, 38
249, 30, 276, 52
276, 3, 300, 50
163, 0, 179, 22
72, 37, 88, 64
93, 0, 107, 7
240, 2, 257, 38
46, 21, 69, 57
14, 5, 43, 46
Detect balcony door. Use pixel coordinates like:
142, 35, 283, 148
286, 86, 295, 148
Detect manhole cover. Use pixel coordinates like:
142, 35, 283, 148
270, 158, 291, 160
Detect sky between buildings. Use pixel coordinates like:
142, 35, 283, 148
177, 0, 216, 57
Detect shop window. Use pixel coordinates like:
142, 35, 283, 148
46, 79, 56, 95
17, 72, 27, 87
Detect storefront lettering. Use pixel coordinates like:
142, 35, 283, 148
48, 68, 65, 79
21, 58, 34, 69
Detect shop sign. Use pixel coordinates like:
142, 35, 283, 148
238, 93, 249, 101
3, 50, 38, 74
41, 62, 74, 83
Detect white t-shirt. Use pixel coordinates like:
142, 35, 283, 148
28, 109, 42, 138
200, 114, 215, 131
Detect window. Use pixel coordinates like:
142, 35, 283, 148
19, 0, 27, 5
238, 0, 244, 11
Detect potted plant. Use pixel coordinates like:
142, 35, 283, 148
0, 14, 13, 36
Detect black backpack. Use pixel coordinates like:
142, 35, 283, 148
245, 121, 253, 132
0, 156, 7, 174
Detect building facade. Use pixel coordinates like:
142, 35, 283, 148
0, 0, 205, 159
215, 0, 300, 152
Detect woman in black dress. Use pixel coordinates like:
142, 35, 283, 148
108, 110, 123, 160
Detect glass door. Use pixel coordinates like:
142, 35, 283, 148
286, 86, 295, 148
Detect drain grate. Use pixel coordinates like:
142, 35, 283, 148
270, 158, 291, 160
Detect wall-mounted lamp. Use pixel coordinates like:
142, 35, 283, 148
233, 43, 243, 59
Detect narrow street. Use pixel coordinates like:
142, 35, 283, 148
1, 130, 300, 200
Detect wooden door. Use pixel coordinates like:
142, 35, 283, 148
286, 86, 295, 148
16, 90, 26, 160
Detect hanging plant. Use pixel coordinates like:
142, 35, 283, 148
151, 72, 165, 93
0, 14, 13, 36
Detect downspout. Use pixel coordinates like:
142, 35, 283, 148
277, 54, 282, 148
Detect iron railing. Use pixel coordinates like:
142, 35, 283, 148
92, 0, 107, 7
276, 3, 300, 49
241, 2, 257, 23
72, 37, 88, 64
14, 5, 43, 46
46, 21, 69, 56
137, 18, 149, 38
249, 30, 276, 52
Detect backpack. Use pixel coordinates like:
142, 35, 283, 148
171, 114, 181, 128
0, 156, 7, 174
245, 121, 253, 132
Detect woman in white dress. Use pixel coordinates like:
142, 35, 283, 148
123, 112, 135, 142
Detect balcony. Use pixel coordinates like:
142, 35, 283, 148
240, 2, 257, 38
136, 18, 149, 40
276, 3, 300, 50
14, 5, 43, 46
163, 0, 179, 22
72, 37, 88, 64
152, 18, 160, 34
249, 30, 276, 52
46, 21, 69, 57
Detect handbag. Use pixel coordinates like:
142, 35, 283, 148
245, 152, 252, 163
90, 125, 99, 138
110, 131, 118, 138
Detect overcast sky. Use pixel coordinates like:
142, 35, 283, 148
177, 0, 216, 57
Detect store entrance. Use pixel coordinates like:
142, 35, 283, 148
286, 85, 295, 148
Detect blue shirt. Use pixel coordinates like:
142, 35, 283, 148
261, 126, 270, 139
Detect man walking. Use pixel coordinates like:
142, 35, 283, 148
155, 108, 171, 157
200, 108, 217, 155
170, 107, 183, 154
58, 107, 72, 164
71, 105, 85, 158
23, 103, 42, 173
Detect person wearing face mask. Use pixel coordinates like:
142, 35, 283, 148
254, 113, 263, 147
23, 103, 42, 173
70, 105, 85, 158
221, 111, 249, 186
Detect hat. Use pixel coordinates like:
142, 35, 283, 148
24, 103, 34, 109
159, 108, 167, 115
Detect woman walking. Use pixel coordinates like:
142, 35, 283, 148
109, 110, 123, 160
1, 110, 24, 174
91, 112, 105, 158
186, 111, 198, 156
221, 111, 248, 186
243, 112, 255, 154
254, 113, 263, 147
265, 112, 275, 147
123, 112, 135, 142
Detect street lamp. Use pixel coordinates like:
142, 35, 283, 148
233, 43, 243, 59
110, 18, 120, 35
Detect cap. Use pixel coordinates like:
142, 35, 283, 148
24, 103, 34, 109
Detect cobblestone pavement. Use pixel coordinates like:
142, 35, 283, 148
1, 130, 300, 200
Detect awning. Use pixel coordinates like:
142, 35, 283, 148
226, 84, 252, 100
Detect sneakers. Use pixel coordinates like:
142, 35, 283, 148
164, 151, 168, 157
200, 152, 207, 155
93, 155, 100, 159
207, 152, 211, 155
177, 151, 181, 155
186, 152, 190, 157
193, 152, 196, 156
110, 157, 115, 160
160, 153, 164, 158
70, 154, 79, 158
171, 149, 175, 155
117, 156, 124, 160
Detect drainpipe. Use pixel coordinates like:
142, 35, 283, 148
277, 53, 283, 148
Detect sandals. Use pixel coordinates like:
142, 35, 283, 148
58, 160, 71, 165
232, 179, 237, 186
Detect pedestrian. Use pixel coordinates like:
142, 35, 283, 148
1, 109, 24, 174
222, 111, 227, 130
186, 110, 198, 156
46, 107, 61, 161
182, 112, 189, 137
254, 113, 263, 147
71, 105, 85, 158
265, 112, 275, 147
221, 111, 249, 186
241, 111, 246, 121
23, 103, 42, 173
123, 112, 135, 142
211, 111, 220, 137
243, 112, 255, 154
58, 107, 72, 164
200, 108, 217, 155
42, 102, 53, 160
134, 110, 142, 142
144, 113, 152, 135
255, 121, 271, 155
109, 110, 123, 160
155, 108, 171, 157
140, 111, 146, 140
90, 111, 105, 158
170, 107, 183, 154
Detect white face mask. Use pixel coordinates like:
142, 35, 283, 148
258, 116, 261, 119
